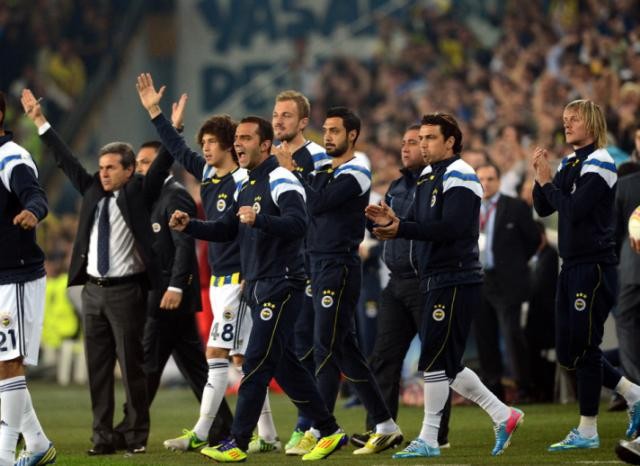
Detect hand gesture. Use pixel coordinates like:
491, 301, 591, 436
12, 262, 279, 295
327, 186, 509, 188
13, 209, 38, 230
20, 89, 47, 128
136, 73, 165, 118
237, 205, 257, 227
532, 146, 552, 185
160, 289, 183, 310
365, 201, 396, 226
171, 93, 188, 130
169, 209, 190, 231
273, 142, 296, 171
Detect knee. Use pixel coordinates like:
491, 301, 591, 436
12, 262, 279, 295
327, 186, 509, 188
206, 347, 230, 360
0, 358, 25, 379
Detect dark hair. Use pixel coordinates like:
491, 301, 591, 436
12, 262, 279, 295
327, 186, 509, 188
240, 116, 274, 143
326, 106, 361, 144
406, 124, 421, 132
476, 160, 501, 179
197, 114, 237, 151
617, 161, 640, 178
99, 142, 136, 169
0, 91, 5, 128
139, 140, 161, 152
421, 113, 463, 154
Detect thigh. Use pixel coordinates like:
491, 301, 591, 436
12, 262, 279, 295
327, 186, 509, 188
419, 284, 477, 377
0, 277, 46, 366
208, 283, 251, 354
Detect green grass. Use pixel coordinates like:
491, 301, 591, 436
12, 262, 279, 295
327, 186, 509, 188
29, 381, 629, 464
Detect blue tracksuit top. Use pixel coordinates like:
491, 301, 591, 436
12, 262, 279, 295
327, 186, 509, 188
185, 156, 307, 282
396, 155, 483, 291
152, 113, 245, 276
533, 142, 617, 266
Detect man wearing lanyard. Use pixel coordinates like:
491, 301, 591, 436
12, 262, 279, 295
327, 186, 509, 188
475, 162, 540, 402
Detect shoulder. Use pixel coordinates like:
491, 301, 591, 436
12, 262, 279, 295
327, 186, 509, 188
442, 159, 483, 198
0, 141, 37, 174
268, 167, 305, 202
581, 148, 617, 187
334, 155, 372, 179
558, 153, 576, 172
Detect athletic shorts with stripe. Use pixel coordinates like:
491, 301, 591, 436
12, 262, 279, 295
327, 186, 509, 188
0, 276, 46, 365
419, 283, 480, 379
207, 273, 252, 354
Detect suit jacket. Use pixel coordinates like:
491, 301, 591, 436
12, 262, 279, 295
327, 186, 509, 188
147, 177, 201, 316
615, 171, 640, 285
488, 194, 540, 303
40, 127, 172, 289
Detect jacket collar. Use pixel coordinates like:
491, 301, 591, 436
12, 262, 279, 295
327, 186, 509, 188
431, 154, 459, 171
248, 155, 278, 180
0, 131, 13, 147
575, 142, 596, 160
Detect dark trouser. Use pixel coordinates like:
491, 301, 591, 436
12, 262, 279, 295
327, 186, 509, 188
82, 281, 150, 449
614, 283, 640, 384
367, 275, 450, 443
419, 284, 479, 378
231, 278, 338, 450
142, 311, 233, 443
294, 280, 316, 376
556, 263, 620, 416
474, 273, 532, 397
311, 256, 391, 426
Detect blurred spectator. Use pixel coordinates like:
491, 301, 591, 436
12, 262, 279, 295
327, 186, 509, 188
48, 38, 87, 100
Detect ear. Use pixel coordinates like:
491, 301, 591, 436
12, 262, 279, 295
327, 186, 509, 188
261, 139, 272, 153
298, 116, 309, 132
445, 136, 455, 150
348, 129, 357, 144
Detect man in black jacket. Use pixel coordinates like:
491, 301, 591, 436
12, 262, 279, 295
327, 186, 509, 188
21, 89, 172, 456
353, 125, 451, 448
474, 161, 539, 401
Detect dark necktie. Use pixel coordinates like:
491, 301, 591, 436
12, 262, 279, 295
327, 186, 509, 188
97, 194, 112, 276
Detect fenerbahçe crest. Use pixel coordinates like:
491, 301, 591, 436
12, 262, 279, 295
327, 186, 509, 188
0, 313, 12, 328
432, 304, 446, 321
430, 188, 438, 207
253, 196, 262, 214
216, 193, 228, 212
574, 293, 588, 311
321, 290, 335, 308
260, 302, 275, 321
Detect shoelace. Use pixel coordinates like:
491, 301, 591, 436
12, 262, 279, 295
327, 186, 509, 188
405, 440, 423, 452
219, 438, 237, 452
560, 431, 579, 444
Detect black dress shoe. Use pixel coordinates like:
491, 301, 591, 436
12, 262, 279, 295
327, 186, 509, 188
87, 444, 116, 455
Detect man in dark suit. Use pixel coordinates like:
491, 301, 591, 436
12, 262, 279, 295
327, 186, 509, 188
134, 140, 205, 402
474, 161, 540, 401
21, 89, 172, 456
614, 166, 640, 385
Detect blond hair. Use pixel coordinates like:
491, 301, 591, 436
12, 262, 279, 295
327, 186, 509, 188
565, 99, 607, 148
275, 90, 310, 120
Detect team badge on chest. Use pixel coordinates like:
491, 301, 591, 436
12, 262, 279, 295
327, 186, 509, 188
430, 188, 438, 207
217, 193, 228, 212
0, 313, 12, 328
253, 195, 262, 214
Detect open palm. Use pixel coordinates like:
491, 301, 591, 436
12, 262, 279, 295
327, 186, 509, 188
136, 73, 165, 111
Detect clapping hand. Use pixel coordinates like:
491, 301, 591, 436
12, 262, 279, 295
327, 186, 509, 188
532, 146, 552, 185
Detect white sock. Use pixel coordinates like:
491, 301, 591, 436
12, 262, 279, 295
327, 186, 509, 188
193, 358, 229, 440
375, 418, 399, 434
309, 427, 320, 439
21, 389, 49, 453
616, 377, 640, 405
0, 376, 27, 465
257, 388, 278, 442
450, 367, 511, 424
418, 371, 449, 448
577, 416, 597, 438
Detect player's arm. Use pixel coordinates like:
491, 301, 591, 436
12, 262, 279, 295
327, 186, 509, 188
142, 145, 173, 208
614, 179, 627, 254
6, 165, 48, 229
253, 191, 307, 239
305, 172, 367, 215
171, 204, 239, 242
21, 89, 93, 194
532, 147, 557, 217
397, 187, 477, 241
539, 173, 612, 223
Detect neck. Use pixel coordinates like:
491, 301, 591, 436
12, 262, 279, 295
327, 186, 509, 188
285, 133, 306, 153
331, 148, 355, 168
214, 157, 238, 178
0, 128, 5, 137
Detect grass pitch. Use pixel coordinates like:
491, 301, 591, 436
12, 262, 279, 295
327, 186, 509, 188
31, 381, 628, 465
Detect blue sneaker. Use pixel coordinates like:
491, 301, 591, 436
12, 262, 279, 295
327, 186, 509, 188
492, 407, 524, 455
627, 400, 640, 439
15, 442, 57, 466
392, 438, 440, 459
548, 429, 599, 452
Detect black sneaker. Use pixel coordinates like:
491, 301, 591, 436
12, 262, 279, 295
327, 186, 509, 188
350, 431, 372, 448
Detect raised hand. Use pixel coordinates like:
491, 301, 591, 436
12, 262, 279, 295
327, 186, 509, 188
532, 146, 552, 185
20, 89, 47, 128
136, 73, 165, 118
171, 93, 188, 130
169, 209, 190, 231
272, 141, 295, 171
